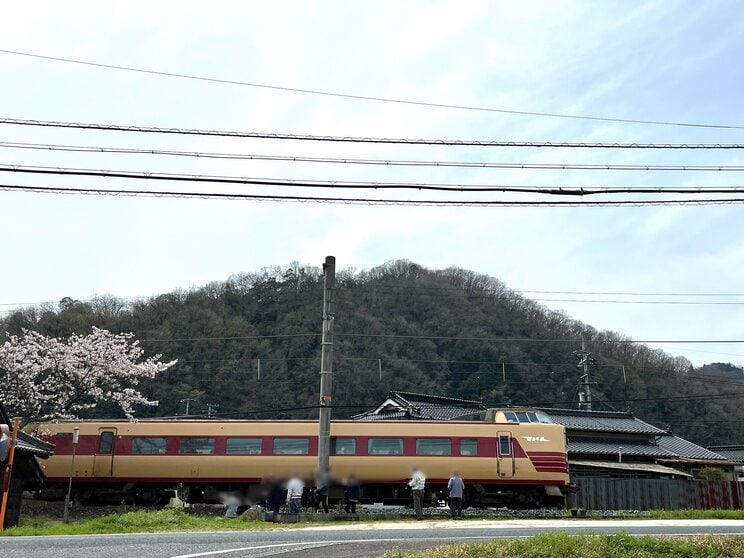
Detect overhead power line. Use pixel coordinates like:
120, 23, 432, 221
3, 117, 744, 149
7, 163, 744, 196
3, 140, 744, 172
1, 48, 740, 130
3, 183, 744, 207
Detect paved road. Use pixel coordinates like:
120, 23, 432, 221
2, 519, 744, 558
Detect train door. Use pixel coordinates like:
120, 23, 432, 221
497, 431, 514, 478
92, 428, 117, 477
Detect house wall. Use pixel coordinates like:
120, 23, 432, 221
567, 478, 743, 510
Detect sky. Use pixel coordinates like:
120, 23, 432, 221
1, 0, 744, 366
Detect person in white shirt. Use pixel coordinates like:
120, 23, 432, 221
407, 466, 426, 520
286, 473, 304, 514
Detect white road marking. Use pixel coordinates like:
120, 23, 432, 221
168, 536, 506, 558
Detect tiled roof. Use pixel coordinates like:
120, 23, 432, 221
538, 407, 667, 435
352, 390, 484, 421
15, 431, 53, 457
1, 402, 54, 458
657, 436, 727, 461
709, 446, 744, 462
569, 438, 676, 458
392, 391, 486, 408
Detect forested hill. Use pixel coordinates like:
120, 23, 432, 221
2, 260, 742, 446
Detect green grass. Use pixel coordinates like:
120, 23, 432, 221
383, 532, 744, 558
0, 509, 280, 536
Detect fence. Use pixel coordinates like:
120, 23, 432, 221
566, 478, 744, 510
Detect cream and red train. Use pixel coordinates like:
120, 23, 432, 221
33, 409, 570, 508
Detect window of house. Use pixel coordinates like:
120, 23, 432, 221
226, 438, 262, 455
131, 437, 168, 454
460, 439, 478, 456
416, 438, 452, 455
179, 437, 215, 454
273, 438, 309, 455
368, 438, 404, 455
331, 437, 356, 455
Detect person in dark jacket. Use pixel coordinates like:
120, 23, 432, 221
344, 475, 361, 513
266, 476, 285, 514
314, 467, 331, 513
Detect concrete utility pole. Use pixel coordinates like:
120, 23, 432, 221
63, 427, 80, 524
179, 398, 195, 416
206, 403, 219, 418
318, 256, 336, 472
573, 338, 597, 411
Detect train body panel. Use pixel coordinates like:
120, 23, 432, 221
33, 415, 569, 507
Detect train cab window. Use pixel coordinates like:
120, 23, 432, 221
368, 438, 403, 455
498, 434, 511, 456
416, 438, 452, 455
515, 412, 530, 423
179, 437, 215, 455
460, 439, 478, 456
226, 438, 262, 455
132, 437, 168, 454
535, 412, 554, 424
504, 412, 519, 423
273, 438, 309, 455
97, 431, 114, 454
331, 437, 356, 455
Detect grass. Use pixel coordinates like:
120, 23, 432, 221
383, 532, 744, 558
0, 508, 280, 536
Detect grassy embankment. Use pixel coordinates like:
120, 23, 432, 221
383, 532, 744, 558
0, 508, 278, 536
3, 508, 744, 537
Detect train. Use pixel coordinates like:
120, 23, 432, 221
31, 408, 570, 508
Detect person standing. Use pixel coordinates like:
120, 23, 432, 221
314, 467, 331, 513
344, 475, 361, 513
266, 476, 285, 515
447, 471, 465, 519
408, 466, 426, 520
286, 473, 304, 514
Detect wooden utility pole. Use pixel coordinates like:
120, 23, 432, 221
318, 256, 336, 472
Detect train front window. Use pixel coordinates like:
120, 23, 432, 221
368, 438, 403, 455
416, 438, 451, 455
97, 431, 114, 454
273, 438, 310, 455
226, 438, 262, 455
179, 437, 215, 454
504, 412, 518, 423
515, 412, 530, 423
132, 437, 168, 454
331, 437, 356, 455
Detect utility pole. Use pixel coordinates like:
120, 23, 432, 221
573, 338, 597, 411
318, 256, 336, 473
63, 427, 80, 524
179, 398, 195, 416
206, 403, 219, 418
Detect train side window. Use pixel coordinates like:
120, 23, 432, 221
460, 439, 478, 456
179, 437, 216, 455
498, 434, 511, 456
416, 438, 451, 455
504, 412, 518, 423
331, 437, 356, 455
132, 437, 168, 454
368, 438, 403, 455
273, 438, 309, 455
226, 438, 262, 455
98, 431, 114, 454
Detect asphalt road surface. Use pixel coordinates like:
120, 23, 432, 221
2, 519, 744, 558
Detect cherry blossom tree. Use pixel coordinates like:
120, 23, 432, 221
0, 327, 176, 422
